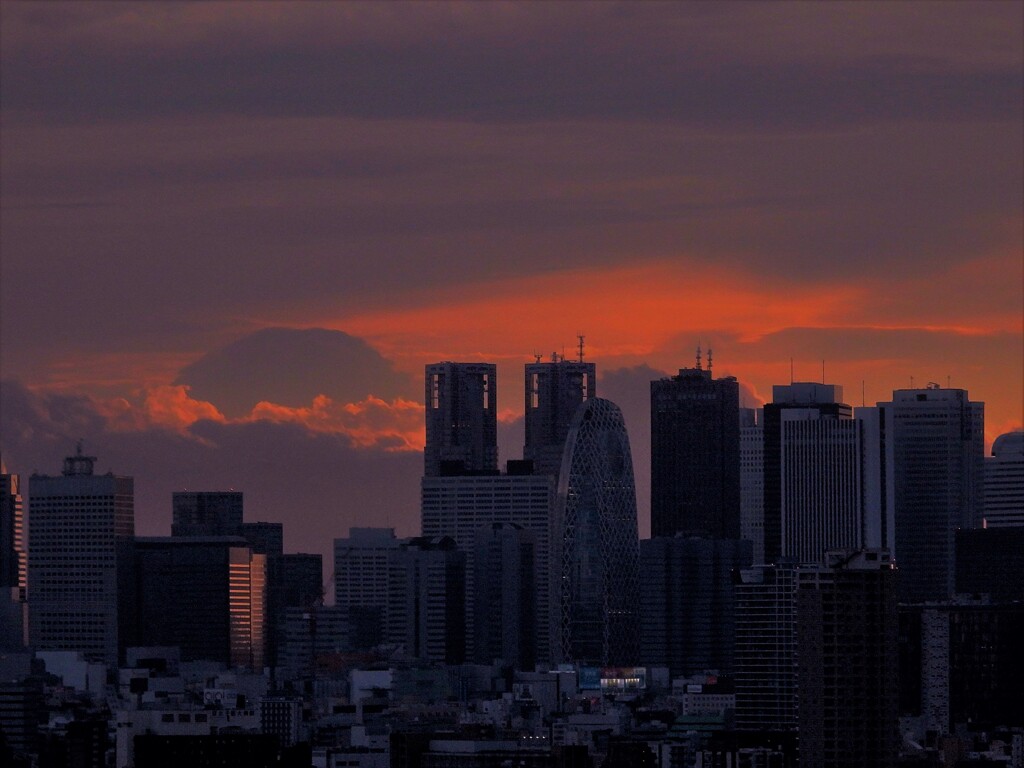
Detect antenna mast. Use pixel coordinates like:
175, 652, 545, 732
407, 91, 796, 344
707, 347, 713, 374
696, 344, 702, 371
577, 333, 585, 363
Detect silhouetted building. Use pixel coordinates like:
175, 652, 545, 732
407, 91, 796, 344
955, 527, 1024, 602
0, 462, 26, 651
735, 563, 799, 733
473, 523, 536, 669
524, 351, 595, 477
425, 362, 497, 477
900, 597, 1024, 733
333, 528, 401, 650
762, 383, 851, 563
878, 386, 984, 602
796, 550, 899, 768
240, 521, 284, 557
983, 430, 1024, 528
422, 469, 554, 662
386, 536, 466, 664
266, 552, 322, 668
28, 446, 134, 665
126, 537, 266, 669
739, 408, 765, 563
171, 491, 243, 537
640, 536, 752, 677
133, 733, 280, 768
277, 605, 347, 680
554, 398, 640, 665
650, 351, 740, 539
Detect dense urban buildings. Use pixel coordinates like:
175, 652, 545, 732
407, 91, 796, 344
553, 397, 640, 666
879, 386, 984, 602
424, 362, 498, 477
333, 527, 400, 650
650, 351, 741, 539
523, 349, 596, 477
27, 447, 134, 666
1, 462, 27, 650
738, 408, 764, 564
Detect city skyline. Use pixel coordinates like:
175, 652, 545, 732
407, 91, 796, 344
1, 2, 1021, 576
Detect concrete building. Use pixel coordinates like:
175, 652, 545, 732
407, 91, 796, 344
1, 462, 27, 650
795, 550, 899, 768
28, 446, 134, 666
739, 408, 764, 564
650, 351, 740, 539
333, 528, 402, 651
554, 398, 640, 666
385, 536, 466, 664
421, 470, 554, 663
126, 537, 267, 669
472, 522, 536, 669
878, 386, 984, 602
640, 536, 752, 677
424, 362, 498, 477
277, 605, 347, 680
171, 491, 243, 537
983, 430, 1024, 528
523, 350, 595, 477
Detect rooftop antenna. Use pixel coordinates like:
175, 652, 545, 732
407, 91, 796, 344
947, 375, 951, 388
533, 351, 542, 364
696, 344, 703, 370
707, 347, 713, 374
910, 375, 915, 388
577, 333, 585, 363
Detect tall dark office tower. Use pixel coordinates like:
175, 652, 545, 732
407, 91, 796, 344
524, 350, 596, 477
1, 461, 27, 650
126, 537, 266, 669
171, 491, 243, 537
796, 550, 899, 768
554, 398, 640, 666
334, 528, 401, 650
650, 351, 740, 539
879, 386, 984, 602
762, 383, 852, 563
28, 446, 134, 666
1, 461, 25, 595
385, 536, 466, 664
739, 408, 765, 563
266, 553, 322, 668
473, 523, 536, 669
640, 536, 752, 677
424, 362, 497, 477
239, 521, 284, 557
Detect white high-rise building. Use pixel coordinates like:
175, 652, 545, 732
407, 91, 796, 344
878, 386, 984, 602
983, 430, 1024, 528
739, 408, 764, 564
333, 528, 402, 650
421, 471, 555, 662
28, 446, 134, 666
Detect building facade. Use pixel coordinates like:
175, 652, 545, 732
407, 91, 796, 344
739, 408, 764, 564
171, 491, 243, 537
554, 398, 640, 666
424, 362, 498, 477
472, 523, 536, 669
333, 528, 402, 651
983, 430, 1024, 528
523, 354, 595, 477
28, 447, 134, 666
650, 355, 740, 539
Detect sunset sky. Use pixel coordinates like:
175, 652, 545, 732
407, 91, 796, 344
2, 2, 1021, 567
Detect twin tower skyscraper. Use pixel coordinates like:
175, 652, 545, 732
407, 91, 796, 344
421, 351, 640, 667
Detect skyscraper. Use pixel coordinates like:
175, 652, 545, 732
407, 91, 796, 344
334, 527, 401, 650
762, 383, 852, 563
28, 446, 134, 665
125, 537, 267, 669
421, 469, 555, 663
473, 522, 536, 669
171, 491, 243, 537
650, 351, 740, 539
524, 351, 595, 477
1, 461, 27, 650
554, 397, 640, 666
640, 536, 752, 677
739, 408, 765, 563
386, 536, 466, 664
879, 386, 984, 602
983, 430, 1024, 528
424, 362, 497, 477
